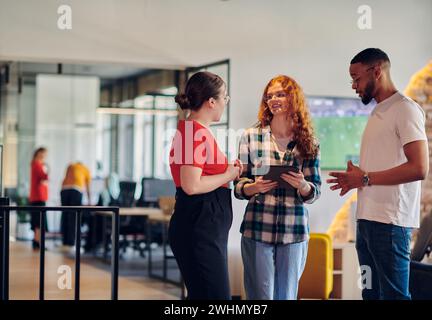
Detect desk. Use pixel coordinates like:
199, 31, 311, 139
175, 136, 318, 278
147, 213, 184, 291
96, 207, 163, 217
147, 214, 170, 278
95, 207, 162, 260
95, 207, 183, 292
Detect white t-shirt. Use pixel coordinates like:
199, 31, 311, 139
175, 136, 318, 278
357, 91, 427, 228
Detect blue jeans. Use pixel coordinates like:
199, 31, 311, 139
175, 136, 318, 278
241, 236, 308, 300
356, 219, 412, 300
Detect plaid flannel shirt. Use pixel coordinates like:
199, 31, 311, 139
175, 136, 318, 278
234, 123, 321, 244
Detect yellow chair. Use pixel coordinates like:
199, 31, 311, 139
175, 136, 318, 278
158, 196, 176, 216
298, 233, 333, 299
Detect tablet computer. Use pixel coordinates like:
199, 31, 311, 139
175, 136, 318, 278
240, 164, 301, 190
262, 165, 300, 190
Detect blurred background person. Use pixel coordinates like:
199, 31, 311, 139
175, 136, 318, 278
29, 147, 49, 250
60, 161, 91, 248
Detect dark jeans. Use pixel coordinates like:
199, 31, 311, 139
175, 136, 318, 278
60, 189, 83, 246
356, 219, 412, 300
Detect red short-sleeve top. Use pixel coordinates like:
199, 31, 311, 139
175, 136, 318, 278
169, 120, 228, 188
29, 160, 49, 202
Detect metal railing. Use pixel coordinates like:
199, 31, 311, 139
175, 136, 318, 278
0, 197, 120, 300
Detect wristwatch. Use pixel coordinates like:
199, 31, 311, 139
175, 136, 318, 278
362, 172, 371, 186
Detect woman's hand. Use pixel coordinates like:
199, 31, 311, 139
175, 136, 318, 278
244, 176, 278, 196
281, 171, 311, 196
226, 163, 241, 181
234, 159, 243, 180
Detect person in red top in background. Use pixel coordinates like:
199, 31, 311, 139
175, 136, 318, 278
168, 71, 242, 300
29, 147, 48, 250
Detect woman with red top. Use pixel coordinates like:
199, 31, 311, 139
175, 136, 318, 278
29, 147, 49, 250
169, 71, 242, 300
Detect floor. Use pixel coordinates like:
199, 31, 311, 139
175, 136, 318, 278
8, 240, 182, 300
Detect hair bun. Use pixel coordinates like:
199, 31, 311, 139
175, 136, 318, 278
175, 93, 191, 110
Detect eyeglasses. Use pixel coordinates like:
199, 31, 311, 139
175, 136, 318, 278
223, 95, 230, 104
264, 91, 288, 102
350, 66, 375, 86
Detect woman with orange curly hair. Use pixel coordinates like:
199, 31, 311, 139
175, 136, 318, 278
234, 75, 321, 300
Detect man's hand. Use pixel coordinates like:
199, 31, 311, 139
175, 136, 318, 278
327, 160, 364, 196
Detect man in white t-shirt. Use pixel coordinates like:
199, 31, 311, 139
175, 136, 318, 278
327, 48, 429, 300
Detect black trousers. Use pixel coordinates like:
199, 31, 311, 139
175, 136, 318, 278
29, 201, 47, 231
169, 187, 233, 300
60, 189, 83, 246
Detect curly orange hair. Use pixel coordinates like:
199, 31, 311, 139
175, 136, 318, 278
258, 75, 318, 158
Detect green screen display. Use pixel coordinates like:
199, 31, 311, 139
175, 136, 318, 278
308, 97, 375, 170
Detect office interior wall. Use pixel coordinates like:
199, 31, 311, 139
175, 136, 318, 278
1, 0, 430, 97
35, 74, 99, 207
117, 115, 134, 180
137, 70, 176, 95
17, 83, 36, 196
0, 63, 37, 198
1, 63, 20, 189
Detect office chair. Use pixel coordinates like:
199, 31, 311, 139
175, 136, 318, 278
157, 196, 179, 281
85, 175, 121, 254
158, 196, 176, 216
118, 181, 137, 207
409, 212, 432, 300
298, 233, 334, 299
136, 178, 158, 207
115, 181, 148, 257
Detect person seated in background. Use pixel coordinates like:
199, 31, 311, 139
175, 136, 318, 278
60, 161, 91, 249
83, 173, 120, 253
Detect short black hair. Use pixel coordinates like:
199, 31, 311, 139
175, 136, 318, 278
350, 48, 390, 66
